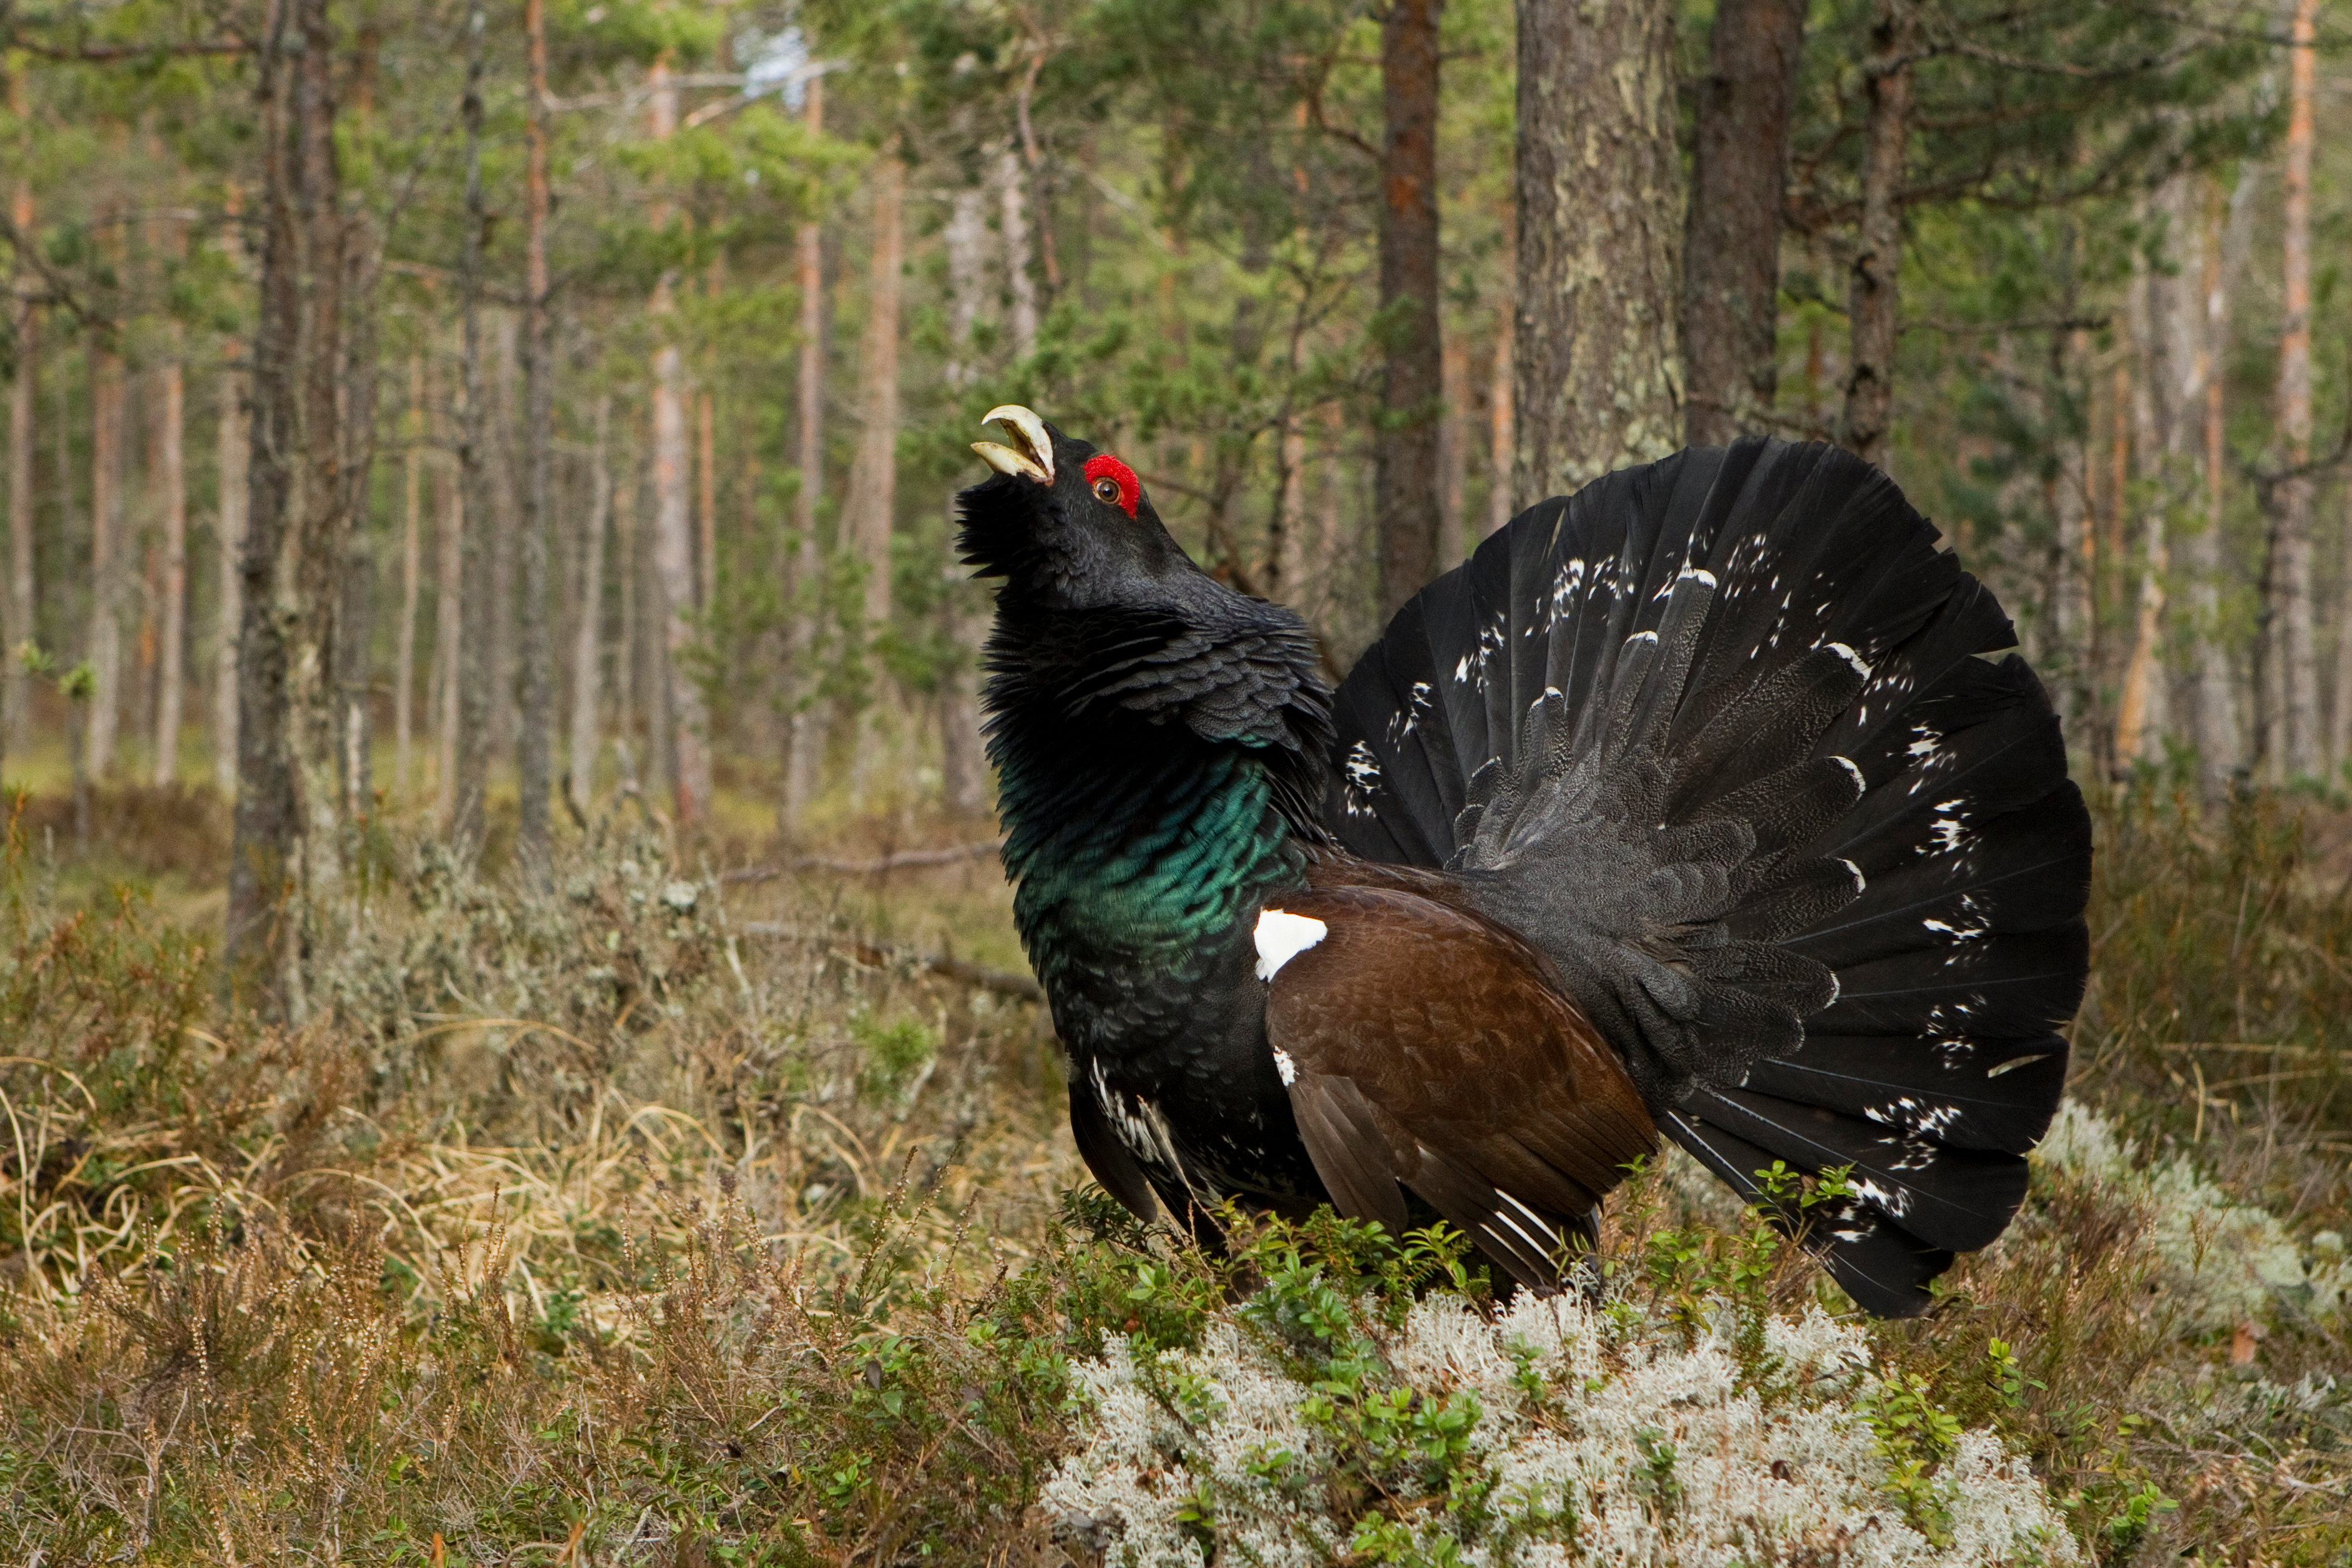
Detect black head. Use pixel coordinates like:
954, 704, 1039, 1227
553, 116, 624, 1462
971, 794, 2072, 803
957, 406, 1204, 608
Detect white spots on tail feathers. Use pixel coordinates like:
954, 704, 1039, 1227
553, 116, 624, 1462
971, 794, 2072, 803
1839, 858, 1866, 894
1850, 1176, 1911, 1219
1388, 682, 1435, 745
1984, 1051, 2052, 1079
1342, 741, 1381, 818
1254, 908, 1330, 980
1545, 557, 1590, 630
1926, 798, 1970, 854
1679, 564, 1719, 589
1830, 756, 1865, 795
1906, 724, 1943, 761
1823, 641, 1871, 679
1453, 655, 1474, 685
1864, 1096, 1964, 1139
1272, 1047, 1299, 1086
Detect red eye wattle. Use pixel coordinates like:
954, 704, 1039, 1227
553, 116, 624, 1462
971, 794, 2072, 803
1083, 454, 1141, 518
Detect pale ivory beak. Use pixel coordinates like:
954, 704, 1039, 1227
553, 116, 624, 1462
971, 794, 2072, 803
971, 404, 1055, 485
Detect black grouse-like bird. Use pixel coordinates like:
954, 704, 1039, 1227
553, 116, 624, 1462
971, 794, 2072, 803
962, 405, 2089, 1317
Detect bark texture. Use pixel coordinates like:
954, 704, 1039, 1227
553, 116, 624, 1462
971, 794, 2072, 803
2187, 173, 2247, 788
396, 353, 422, 791
225, 0, 349, 1013
89, 341, 124, 778
1682, 0, 1805, 447
517, 0, 555, 865
1514, 0, 1684, 496
842, 150, 904, 633
7, 185, 32, 762
568, 394, 611, 815
1374, 0, 1443, 619
153, 360, 188, 784
451, 0, 495, 847
1840, 0, 1916, 472
783, 77, 826, 827
647, 59, 710, 822
214, 361, 246, 796
2268, 0, 2319, 781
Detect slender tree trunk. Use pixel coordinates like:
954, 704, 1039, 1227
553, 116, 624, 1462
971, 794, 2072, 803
696, 387, 717, 614
434, 446, 462, 818
153, 359, 187, 784
568, 394, 610, 814
617, 434, 638, 750
1840, 0, 1915, 472
1375, 0, 1443, 618
2114, 228, 2167, 770
645, 60, 709, 823
6, 180, 32, 766
2188, 172, 2247, 789
999, 140, 1040, 359
225, 0, 346, 1013
941, 177, 991, 816
783, 77, 827, 828
396, 353, 422, 792
1487, 234, 1515, 533
450, 0, 495, 847
1682, 0, 1805, 447
844, 150, 904, 638
215, 359, 246, 796
89, 341, 124, 779
1514, 0, 1683, 495
2268, 0, 2319, 781
1439, 334, 1470, 552
517, 0, 556, 864
489, 312, 520, 761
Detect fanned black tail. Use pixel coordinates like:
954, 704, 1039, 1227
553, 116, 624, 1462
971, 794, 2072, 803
1325, 438, 2090, 1316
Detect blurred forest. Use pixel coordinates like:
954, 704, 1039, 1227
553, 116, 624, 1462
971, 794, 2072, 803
0, 0, 2335, 998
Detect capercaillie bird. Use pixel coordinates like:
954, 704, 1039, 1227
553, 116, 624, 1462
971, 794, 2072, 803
963, 405, 2089, 1317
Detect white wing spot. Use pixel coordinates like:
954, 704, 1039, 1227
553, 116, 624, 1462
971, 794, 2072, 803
1824, 641, 1871, 678
1272, 1047, 1299, 1086
1254, 908, 1330, 981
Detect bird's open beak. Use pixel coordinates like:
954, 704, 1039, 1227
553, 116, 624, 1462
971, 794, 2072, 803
972, 405, 1055, 485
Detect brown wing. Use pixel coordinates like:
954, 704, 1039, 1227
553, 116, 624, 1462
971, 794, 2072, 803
1262, 881, 1658, 1290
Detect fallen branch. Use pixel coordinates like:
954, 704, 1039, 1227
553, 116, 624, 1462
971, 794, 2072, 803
734, 925, 1044, 1004
723, 839, 1004, 883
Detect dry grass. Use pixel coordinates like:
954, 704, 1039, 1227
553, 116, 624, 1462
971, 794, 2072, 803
0, 784, 2339, 1563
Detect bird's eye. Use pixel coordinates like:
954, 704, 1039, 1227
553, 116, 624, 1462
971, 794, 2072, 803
1093, 477, 1121, 505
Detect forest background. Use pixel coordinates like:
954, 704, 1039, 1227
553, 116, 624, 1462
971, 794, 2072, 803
0, 0, 2350, 1561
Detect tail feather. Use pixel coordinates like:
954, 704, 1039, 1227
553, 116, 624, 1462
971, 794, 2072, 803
1326, 438, 2090, 1315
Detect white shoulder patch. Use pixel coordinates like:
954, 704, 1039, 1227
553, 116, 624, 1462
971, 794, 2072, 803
1253, 908, 1329, 981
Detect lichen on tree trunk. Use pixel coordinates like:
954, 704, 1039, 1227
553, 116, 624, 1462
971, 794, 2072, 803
1513, 0, 1684, 498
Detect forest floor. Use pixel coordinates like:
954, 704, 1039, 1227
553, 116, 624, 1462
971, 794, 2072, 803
0, 778, 2342, 1564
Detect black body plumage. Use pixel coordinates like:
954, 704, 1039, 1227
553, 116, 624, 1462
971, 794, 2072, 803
966, 424, 2090, 1317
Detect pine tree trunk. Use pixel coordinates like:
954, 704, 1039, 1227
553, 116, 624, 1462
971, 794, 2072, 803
783, 77, 827, 829
215, 360, 246, 796
999, 141, 1040, 359
1514, 0, 1683, 495
7, 199, 32, 767
940, 178, 990, 816
89, 341, 124, 779
153, 359, 187, 785
2187, 173, 2246, 789
396, 353, 422, 793
225, 0, 348, 1013
1486, 234, 1515, 534
1840, 0, 1915, 472
696, 388, 716, 615
2113, 228, 2166, 770
1375, 0, 1443, 618
1682, 0, 1805, 447
2268, 0, 2319, 781
517, 0, 555, 865
569, 394, 611, 815
451, 0, 495, 847
434, 446, 462, 821
645, 60, 709, 823
843, 152, 904, 635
